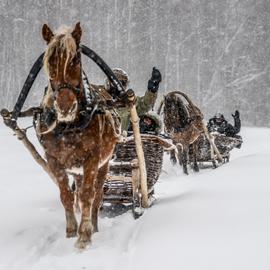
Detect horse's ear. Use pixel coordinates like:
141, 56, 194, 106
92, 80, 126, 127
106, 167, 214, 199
42, 24, 54, 44
72, 22, 82, 45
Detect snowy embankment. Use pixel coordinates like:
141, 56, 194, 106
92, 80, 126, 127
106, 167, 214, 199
0, 119, 270, 270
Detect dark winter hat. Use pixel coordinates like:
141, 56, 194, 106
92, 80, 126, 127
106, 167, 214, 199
214, 113, 225, 119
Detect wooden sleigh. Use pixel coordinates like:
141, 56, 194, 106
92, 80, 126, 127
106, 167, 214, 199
103, 134, 175, 218
191, 133, 243, 168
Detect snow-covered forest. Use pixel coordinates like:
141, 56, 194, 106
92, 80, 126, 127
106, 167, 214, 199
1, 1, 270, 269
0, 0, 269, 126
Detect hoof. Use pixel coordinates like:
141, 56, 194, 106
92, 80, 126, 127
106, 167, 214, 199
92, 222, 98, 233
75, 238, 91, 249
184, 170, 189, 175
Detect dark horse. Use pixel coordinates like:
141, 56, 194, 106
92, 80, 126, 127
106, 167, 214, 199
158, 91, 205, 175
37, 22, 120, 248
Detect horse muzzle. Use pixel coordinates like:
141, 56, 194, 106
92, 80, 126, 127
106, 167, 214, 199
54, 100, 78, 123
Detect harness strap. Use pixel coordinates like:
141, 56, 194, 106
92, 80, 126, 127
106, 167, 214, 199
11, 52, 45, 121
80, 45, 126, 98
11, 45, 126, 123
82, 70, 93, 104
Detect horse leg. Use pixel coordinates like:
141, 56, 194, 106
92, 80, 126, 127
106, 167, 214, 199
76, 156, 99, 249
192, 142, 199, 172
170, 149, 177, 165
182, 147, 189, 175
92, 161, 109, 233
46, 155, 77, 238
177, 143, 188, 175
73, 174, 83, 213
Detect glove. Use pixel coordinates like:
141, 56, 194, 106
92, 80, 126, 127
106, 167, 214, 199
232, 110, 240, 119
125, 88, 136, 105
151, 67, 162, 83
148, 67, 162, 93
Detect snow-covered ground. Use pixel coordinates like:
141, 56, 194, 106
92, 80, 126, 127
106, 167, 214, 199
1, 119, 270, 270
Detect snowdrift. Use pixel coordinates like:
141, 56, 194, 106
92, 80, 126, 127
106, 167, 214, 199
1, 119, 270, 270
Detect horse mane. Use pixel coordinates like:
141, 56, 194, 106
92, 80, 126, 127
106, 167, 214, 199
43, 26, 77, 78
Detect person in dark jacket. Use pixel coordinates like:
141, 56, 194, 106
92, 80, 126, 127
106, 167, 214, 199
207, 110, 241, 137
105, 67, 162, 131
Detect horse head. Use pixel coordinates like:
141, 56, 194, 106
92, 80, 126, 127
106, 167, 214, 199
42, 22, 83, 124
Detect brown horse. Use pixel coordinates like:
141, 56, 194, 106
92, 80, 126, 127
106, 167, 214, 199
158, 91, 204, 175
37, 22, 120, 248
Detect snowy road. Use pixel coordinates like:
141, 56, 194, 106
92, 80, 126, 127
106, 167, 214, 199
0, 120, 270, 270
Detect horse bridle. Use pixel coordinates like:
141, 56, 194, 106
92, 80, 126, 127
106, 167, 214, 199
49, 47, 82, 96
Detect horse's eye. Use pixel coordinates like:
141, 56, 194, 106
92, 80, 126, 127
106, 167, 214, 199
50, 72, 56, 80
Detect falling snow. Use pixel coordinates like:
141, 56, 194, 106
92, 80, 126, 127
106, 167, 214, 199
0, 0, 270, 126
